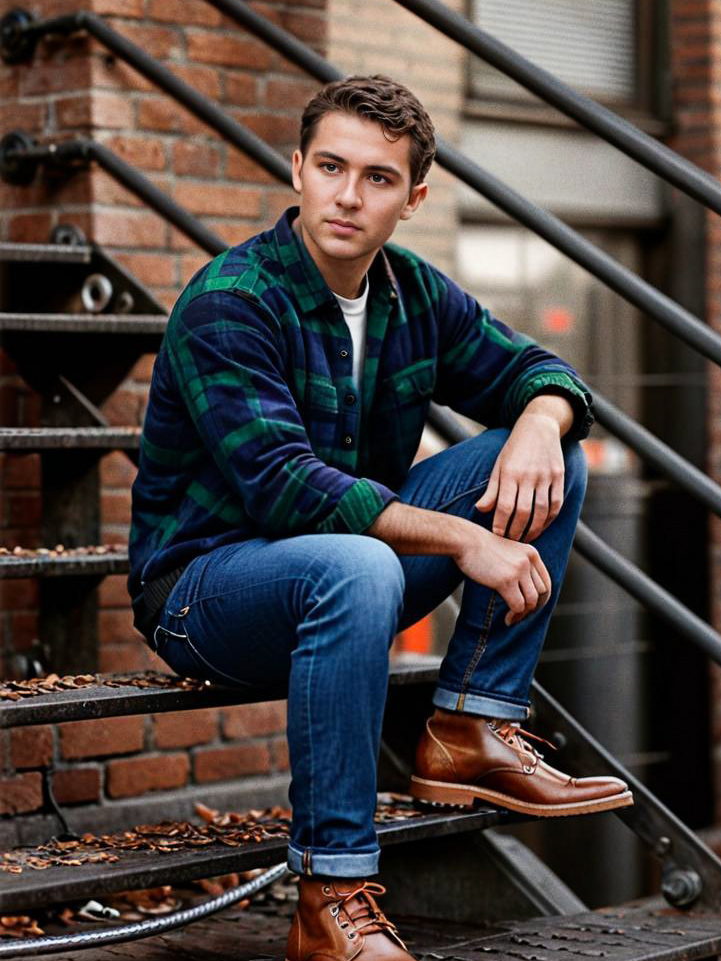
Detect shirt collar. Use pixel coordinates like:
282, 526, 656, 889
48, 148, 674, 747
272, 207, 399, 312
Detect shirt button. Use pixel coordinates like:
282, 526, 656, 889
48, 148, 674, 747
339, 349, 349, 358
344, 393, 356, 406
344, 435, 353, 446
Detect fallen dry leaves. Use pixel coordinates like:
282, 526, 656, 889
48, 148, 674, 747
0, 670, 208, 701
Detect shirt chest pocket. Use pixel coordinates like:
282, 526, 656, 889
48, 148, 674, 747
305, 378, 339, 415
377, 358, 436, 410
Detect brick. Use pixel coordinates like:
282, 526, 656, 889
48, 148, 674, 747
98, 606, 134, 644
147, 0, 223, 26
106, 752, 189, 798
56, 91, 134, 129
99, 450, 138, 488
0, 772, 42, 815
98, 574, 131, 608
153, 709, 219, 748
226, 149, 278, 184
19, 55, 90, 97
197, 221, 258, 248
180, 253, 214, 285
173, 63, 223, 100
193, 743, 271, 782
93, 0, 145, 14
237, 112, 299, 146
1, 453, 41, 489
5, 492, 42, 528
59, 716, 145, 760
174, 182, 262, 218
101, 386, 147, 424
108, 21, 184, 60
186, 30, 273, 70
136, 97, 206, 135
265, 186, 298, 223
52, 766, 101, 804
98, 641, 157, 673
173, 140, 222, 177
221, 701, 287, 739
10, 726, 54, 769
0, 102, 45, 132
101, 492, 132, 526
280, 9, 325, 43
266, 78, 320, 110
270, 735, 289, 771
130, 352, 159, 382
8, 212, 55, 244
0, 578, 37, 610
223, 73, 258, 107
91, 209, 167, 249
101, 135, 167, 171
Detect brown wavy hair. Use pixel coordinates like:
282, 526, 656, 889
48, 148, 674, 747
300, 75, 436, 187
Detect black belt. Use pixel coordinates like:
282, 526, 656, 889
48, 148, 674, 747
133, 566, 186, 644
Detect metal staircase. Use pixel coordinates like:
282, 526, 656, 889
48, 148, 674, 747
0, 1, 721, 956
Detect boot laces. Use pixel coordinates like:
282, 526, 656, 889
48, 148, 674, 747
492, 720, 556, 758
335, 881, 406, 947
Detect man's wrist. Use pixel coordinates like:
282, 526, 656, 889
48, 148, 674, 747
521, 394, 574, 437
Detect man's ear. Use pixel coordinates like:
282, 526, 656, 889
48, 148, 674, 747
291, 149, 303, 194
399, 182, 429, 221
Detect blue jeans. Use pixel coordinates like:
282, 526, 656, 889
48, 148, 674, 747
151, 429, 587, 879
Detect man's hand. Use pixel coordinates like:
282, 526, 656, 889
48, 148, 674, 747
475, 395, 574, 543
453, 526, 551, 626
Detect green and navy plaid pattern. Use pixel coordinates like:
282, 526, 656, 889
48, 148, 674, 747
128, 208, 593, 599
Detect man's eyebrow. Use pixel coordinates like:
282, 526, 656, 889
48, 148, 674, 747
311, 150, 402, 178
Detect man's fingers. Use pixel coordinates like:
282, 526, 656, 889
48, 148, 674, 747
507, 484, 534, 541
524, 487, 549, 542
492, 479, 517, 536
546, 475, 564, 528
476, 461, 500, 512
530, 565, 550, 605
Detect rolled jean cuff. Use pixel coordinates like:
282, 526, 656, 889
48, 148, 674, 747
433, 686, 530, 721
287, 843, 380, 878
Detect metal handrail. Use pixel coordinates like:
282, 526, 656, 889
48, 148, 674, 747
428, 404, 721, 667
2, 137, 226, 255
5, 5, 721, 367
393, 0, 721, 218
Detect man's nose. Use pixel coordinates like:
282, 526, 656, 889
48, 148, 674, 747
336, 176, 362, 208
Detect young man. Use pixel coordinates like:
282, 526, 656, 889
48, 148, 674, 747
129, 76, 632, 961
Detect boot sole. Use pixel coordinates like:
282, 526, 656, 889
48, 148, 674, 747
409, 775, 634, 818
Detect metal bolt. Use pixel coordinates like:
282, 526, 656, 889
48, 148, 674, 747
661, 867, 702, 908
655, 836, 671, 856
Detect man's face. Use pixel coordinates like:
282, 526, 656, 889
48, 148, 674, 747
291, 111, 427, 273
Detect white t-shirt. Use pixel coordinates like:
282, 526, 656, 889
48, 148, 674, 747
332, 277, 369, 389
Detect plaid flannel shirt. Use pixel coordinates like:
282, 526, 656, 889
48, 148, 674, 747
128, 207, 593, 601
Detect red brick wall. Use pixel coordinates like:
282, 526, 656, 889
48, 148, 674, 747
667, 0, 721, 826
0, 0, 326, 826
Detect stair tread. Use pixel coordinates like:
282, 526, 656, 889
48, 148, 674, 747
0, 548, 129, 579
0, 661, 442, 728
0, 242, 92, 263
0, 426, 141, 449
0, 312, 167, 333
0, 802, 508, 912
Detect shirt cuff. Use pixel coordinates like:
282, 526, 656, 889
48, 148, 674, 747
518, 374, 594, 441
317, 478, 398, 534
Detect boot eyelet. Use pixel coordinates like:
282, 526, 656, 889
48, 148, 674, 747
340, 921, 349, 929
322, 885, 331, 895
330, 905, 340, 917
523, 763, 534, 774
348, 932, 356, 940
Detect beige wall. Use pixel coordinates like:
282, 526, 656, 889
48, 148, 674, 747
327, 0, 463, 276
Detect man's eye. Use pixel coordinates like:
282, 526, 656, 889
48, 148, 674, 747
369, 173, 389, 184
321, 163, 339, 173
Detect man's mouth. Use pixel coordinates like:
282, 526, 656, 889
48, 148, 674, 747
327, 219, 360, 234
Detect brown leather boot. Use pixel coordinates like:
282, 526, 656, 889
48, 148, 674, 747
286, 877, 415, 961
410, 708, 633, 817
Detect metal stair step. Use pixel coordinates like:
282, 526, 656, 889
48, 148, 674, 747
0, 242, 92, 263
0, 547, 129, 579
0, 661, 441, 728
0, 312, 167, 333
0, 426, 141, 450
0, 803, 510, 913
